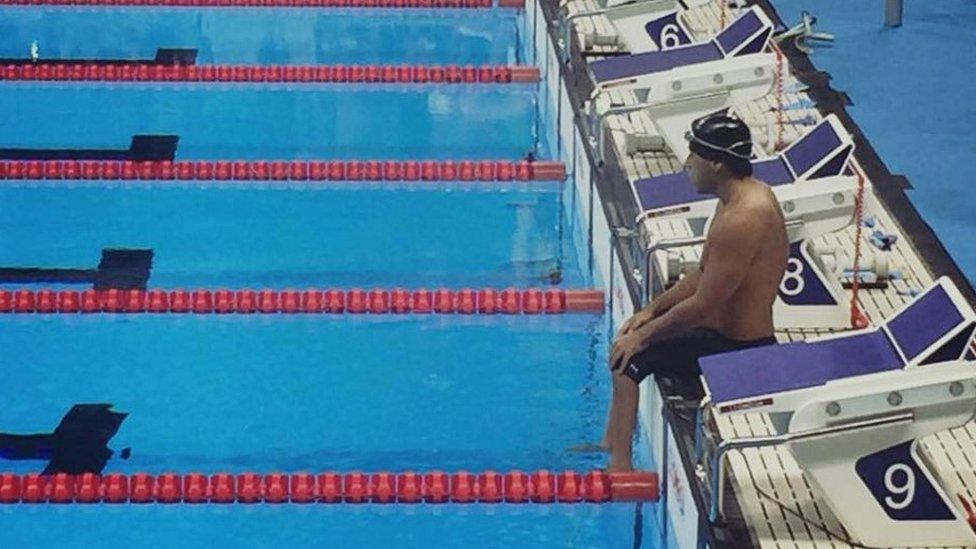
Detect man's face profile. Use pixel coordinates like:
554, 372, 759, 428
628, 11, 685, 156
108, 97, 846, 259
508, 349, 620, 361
684, 151, 718, 194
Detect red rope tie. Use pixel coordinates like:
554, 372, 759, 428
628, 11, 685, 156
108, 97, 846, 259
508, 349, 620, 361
849, 165, 870, 329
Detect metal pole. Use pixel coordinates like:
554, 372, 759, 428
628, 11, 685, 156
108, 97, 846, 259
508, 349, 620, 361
642, 236, 708, 302
885, 0, 903, 27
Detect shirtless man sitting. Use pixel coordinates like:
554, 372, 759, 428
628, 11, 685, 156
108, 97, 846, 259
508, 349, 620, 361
604, 114, 788, 471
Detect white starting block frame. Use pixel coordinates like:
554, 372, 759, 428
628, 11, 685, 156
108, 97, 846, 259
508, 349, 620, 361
637, 115, 859, 329
587, 6, 775, 92
555, 0, 714, 58
558, 0, 679, 56
583, 7, 776, 165
697, 277, 976, 547
638, 180, 857, 330
606, 2, 695, 54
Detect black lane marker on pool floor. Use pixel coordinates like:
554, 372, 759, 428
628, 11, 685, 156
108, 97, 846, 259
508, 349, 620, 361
0, 48, 198, 66
0, 404, 128, 475
632, 502, 644, 549
0, 135, 179, 162
0, 249, 153, 290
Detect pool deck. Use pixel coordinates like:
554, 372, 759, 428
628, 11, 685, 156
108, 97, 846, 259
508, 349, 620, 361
552, 0, 976, 546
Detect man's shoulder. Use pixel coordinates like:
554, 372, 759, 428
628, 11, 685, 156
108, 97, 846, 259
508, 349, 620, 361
742, 179, 780, 215
717, 185, 779, 233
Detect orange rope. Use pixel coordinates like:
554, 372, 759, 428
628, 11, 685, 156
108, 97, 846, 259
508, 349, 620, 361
770, 37, 865, 328
718, 0, 726, 29
773, 45, 785, 151
849, 163, 870, 329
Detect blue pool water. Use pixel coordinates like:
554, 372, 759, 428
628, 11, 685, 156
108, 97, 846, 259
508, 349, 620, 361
0, 8, 521, 65
0, 84, 540, 160
772, 0, 976, 283
0, 4, 658, 548
0, 315, 607, 472
0, 504, 639, 548
0, 187, 574, 288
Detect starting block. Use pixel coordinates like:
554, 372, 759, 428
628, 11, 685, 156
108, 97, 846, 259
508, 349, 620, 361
697, 278, 976, 547
637, 115, 859, 329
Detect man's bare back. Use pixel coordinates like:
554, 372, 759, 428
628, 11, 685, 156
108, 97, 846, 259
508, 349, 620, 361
698, 177, 788, 340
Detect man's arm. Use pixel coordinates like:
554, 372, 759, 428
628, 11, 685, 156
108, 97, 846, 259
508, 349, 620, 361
618, 268, 701, 337
638, 210, 765, 342
652, 268, 702, 315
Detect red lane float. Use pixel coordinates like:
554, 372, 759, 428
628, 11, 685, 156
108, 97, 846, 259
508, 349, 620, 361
565, 290, 605, 313
607, 471, 660, 502
0, 160, 565, 182
0, 64, 537, 84
0, 470, 657, 504
0, 289, 604, 315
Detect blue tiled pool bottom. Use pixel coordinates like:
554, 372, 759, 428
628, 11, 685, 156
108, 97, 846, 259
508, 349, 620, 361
0, 504, 641, 548
0, 7, 521, 65
1, 315, 607, 472
0, 1, 662, 546
0, 186, 579, 288
0, 84, 541, 160
0, 313, 653, 547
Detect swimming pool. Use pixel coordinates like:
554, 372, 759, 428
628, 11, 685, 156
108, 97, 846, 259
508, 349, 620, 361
0, 84, 539, 160
0, 187, 569, 288
1, 314, 606, 471
0, 3, 658, 547
0, 7, 522, 65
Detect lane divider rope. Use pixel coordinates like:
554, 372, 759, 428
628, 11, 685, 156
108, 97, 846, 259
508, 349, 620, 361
0, 288, 606, 314
0, 160, 567, 182
0, 0, 523, 8
0, 470, 658, 504
0, 64, 540, 84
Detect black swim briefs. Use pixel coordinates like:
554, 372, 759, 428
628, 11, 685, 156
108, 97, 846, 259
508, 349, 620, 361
623, 328, 776, 384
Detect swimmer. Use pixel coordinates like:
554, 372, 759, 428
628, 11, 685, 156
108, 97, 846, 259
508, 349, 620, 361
602, 115, 788, 471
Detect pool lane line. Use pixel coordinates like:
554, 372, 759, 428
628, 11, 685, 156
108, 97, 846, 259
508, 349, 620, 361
0, 160, 567, 182
0, 135, 178, 162
0, 48, 197, 67
0, 288, 606, 314
0, 64, 540, 84
0, 0, 524, 7
0, 249, 152, 289
0, 470, 659, 504
0, 405, 127, 476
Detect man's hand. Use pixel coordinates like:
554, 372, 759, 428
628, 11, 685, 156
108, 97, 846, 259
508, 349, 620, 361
617, 306, 655, 337
618, 269, 701, 338
609, 331, 650, 374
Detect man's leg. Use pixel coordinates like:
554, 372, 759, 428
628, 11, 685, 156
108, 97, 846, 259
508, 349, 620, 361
607, 372, 639, 471
600, 405, 612, 450
603, 331, 707, 468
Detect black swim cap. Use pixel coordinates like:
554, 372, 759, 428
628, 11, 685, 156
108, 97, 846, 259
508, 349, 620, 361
685, 114, 753, 177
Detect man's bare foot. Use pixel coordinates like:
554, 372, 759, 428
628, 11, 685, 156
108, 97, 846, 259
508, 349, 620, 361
566, 442, 610, 453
